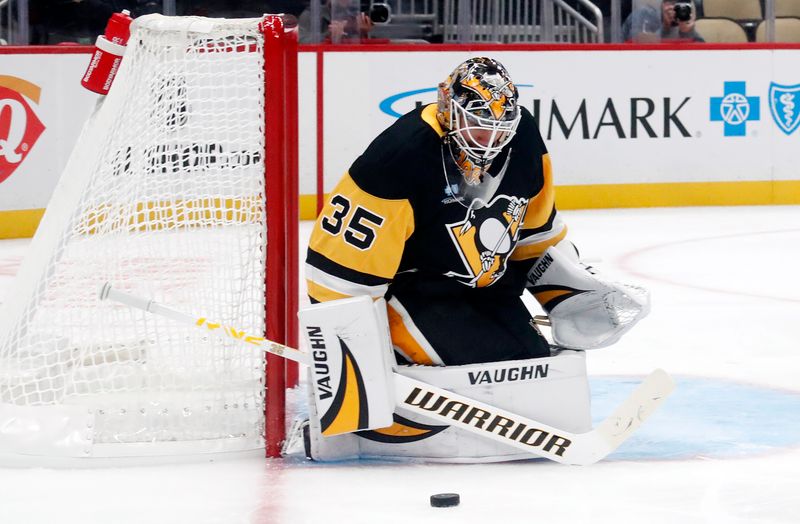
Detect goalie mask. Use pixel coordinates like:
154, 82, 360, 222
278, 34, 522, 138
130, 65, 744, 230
437, 57, 521, 170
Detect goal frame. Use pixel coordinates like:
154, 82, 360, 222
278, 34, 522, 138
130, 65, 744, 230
0, 14, 299, 463
262, 14, 299, 458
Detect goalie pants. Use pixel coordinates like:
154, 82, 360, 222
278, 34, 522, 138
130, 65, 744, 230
387, 291, 550, 366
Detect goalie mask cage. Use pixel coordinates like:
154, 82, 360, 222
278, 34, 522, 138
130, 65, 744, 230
0, 14, 298, 464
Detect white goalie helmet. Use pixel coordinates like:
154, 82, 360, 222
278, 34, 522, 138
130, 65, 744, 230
437, 57, 521, 167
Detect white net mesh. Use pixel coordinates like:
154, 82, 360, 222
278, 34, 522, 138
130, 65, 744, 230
0, 16, 273, 457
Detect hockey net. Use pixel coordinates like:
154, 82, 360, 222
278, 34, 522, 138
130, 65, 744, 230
0, 14, 298, 462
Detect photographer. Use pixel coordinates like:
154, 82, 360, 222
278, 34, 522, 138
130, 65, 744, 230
622, 0, 705, 43
298, 0, 374, 44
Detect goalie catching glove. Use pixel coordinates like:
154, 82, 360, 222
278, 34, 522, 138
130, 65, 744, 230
526, 243, 650, 350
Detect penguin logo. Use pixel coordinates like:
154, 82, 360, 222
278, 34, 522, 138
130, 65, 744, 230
445, 195, 528, 288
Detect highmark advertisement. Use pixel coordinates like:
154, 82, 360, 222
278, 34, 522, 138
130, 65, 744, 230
1, 47, 799, 237
320, 49, 800, 202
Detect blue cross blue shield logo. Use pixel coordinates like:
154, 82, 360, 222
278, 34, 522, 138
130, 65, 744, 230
769, 82, 800, 135
710, 81, 760, 137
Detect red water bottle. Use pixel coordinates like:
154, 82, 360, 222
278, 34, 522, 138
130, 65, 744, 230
81, 10, 133, 95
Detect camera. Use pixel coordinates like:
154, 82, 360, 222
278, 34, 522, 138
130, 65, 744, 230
368, 2, 392, 24
673, 2, 692, 23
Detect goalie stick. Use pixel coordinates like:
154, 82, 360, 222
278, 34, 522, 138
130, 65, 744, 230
98, 283, 674, 465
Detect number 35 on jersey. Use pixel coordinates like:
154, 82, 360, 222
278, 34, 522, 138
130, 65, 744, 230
308, 172, 415, 283
320, 194, 385, 250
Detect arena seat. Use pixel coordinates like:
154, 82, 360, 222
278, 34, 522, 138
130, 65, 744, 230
694, 18, 750, 42
702, 0, 762, 20
776, 0, 800, 18
756, 17, 800, 42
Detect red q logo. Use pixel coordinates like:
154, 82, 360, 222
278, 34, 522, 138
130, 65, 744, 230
0, 75, 45, 185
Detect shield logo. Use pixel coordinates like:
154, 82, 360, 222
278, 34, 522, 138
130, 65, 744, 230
0, 76, 45, 185
769, 82, 800, 135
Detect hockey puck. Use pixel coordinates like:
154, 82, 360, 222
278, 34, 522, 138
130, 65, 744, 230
430, 493, 460, 507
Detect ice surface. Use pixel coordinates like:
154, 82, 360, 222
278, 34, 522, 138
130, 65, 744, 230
0, 206, 798, 523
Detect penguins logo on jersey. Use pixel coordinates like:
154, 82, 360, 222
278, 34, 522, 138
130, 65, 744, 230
445, 195, 529, 288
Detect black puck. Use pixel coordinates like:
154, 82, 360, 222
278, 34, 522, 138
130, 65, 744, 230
430, 493, 460, 507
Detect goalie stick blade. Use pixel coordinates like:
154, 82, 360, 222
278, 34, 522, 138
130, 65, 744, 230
581, 368, 676, 464
393, 369, 675, 466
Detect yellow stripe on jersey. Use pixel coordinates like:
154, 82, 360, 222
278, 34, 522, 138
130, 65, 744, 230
386, 303, 436, 366
309, 172, 415, 280
510, 226, 567, 261
421, 104, 446, 137
306, 265, 389, 302
306, 277, 388, 304
510, 153, 564, 261
521, 153, 555, 231
306, 279, 352, 303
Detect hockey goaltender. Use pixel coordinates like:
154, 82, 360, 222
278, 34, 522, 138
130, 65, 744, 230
292, 57, 661, 464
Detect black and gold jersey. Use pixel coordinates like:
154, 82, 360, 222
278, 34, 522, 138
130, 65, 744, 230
306, 103, 567, 305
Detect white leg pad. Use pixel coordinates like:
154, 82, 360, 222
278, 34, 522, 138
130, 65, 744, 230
303, 366, 361, 461
357, 350, 591, 463
298, 296, 396, 437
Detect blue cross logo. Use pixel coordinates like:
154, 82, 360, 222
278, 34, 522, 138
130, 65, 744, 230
710, 81, 760, 137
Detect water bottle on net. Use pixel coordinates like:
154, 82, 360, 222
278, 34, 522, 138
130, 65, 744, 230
81, 10, 133, 95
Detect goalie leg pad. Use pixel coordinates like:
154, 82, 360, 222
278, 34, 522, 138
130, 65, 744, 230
298, 296, 396, 437
527, 245, 650, 350
300, 367, 361, 461
355, 350, 591, 463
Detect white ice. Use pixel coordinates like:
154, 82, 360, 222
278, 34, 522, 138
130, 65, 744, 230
1, 206, 799, 524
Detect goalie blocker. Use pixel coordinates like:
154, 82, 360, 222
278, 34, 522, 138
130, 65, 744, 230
297, 297, 591, 462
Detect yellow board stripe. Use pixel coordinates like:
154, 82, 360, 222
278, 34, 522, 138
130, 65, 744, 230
555, 180, 800, 209
6, 180, 800, 239
300, 194, 318, 221
0, 209, 45, 239
302, 180, 800, 219
0, 198, 262, 240
79, 197, 263, 234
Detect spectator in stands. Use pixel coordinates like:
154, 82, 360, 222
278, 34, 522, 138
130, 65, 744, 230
622, 0, 704, 42
298, 0, 374, 43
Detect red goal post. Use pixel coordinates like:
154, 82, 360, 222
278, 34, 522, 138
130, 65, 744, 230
263, 14, 300, 458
